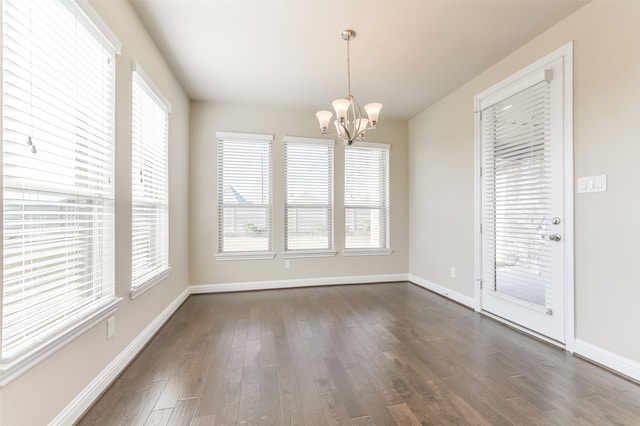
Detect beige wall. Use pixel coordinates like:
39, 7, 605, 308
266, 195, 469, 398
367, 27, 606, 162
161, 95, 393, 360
190, 103, 409, 285
0, 1, 191, 424
409, 0, 640, 363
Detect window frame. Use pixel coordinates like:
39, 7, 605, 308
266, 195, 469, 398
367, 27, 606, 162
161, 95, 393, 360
216, 131, 275, 261
0, 0, 121, 385
283, 136, 336, 258
130, 63, 172, 299
343, 142, 392, 256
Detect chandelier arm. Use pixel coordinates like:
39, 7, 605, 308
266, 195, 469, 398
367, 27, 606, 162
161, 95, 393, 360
338, 120, 353, 143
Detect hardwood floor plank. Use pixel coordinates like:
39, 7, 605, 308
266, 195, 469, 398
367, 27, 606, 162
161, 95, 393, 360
154, 352, 196, 410
237, 382, 260, 426
349, 415, 374, 426
78, 283, 640, 426
294, 362, 323, 413
166, 397, 198, 425
245, 339, 262, 369
213, 367, 243, 425
122, 379, 167, 425
308, 358, 352, 425
259, 366, 282, 425
324, 355, 368, 419
381, 349, 464, 424
279, 374, 304, 426
247, 306, 262, 341
143, 408, 172, 426
297, 319, 314, 339
386, 403, 422, 426
344, 362, 396, 425
260, 330, 277, 368
190, 413, 216, 425
193, 338, 234, 417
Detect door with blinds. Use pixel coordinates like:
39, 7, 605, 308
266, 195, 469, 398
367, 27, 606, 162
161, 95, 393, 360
477, 50, 570, 343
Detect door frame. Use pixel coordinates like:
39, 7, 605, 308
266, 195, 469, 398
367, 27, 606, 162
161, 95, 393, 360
473, 42, 575, 351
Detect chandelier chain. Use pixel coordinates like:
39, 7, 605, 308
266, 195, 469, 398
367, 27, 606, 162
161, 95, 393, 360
346, 35, 351, 97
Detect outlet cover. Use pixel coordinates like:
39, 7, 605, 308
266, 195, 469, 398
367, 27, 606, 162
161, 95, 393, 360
577, 175, 607, 193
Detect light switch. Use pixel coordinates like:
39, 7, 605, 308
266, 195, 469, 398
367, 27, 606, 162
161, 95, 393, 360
577, 175, 607, 193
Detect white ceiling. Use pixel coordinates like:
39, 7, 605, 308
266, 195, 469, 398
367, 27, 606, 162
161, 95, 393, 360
130, 0, 587, 120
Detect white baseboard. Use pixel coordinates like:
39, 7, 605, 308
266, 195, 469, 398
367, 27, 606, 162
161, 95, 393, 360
189, 273, 409, 294
408, 274, 475, 308
574, 339, 640, 382
50, 287, 191, 426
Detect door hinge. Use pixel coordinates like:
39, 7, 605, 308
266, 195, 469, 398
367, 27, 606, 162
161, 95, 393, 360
479, 223, 482, 233
478, 279, 484, 289
480, 166, 482, 177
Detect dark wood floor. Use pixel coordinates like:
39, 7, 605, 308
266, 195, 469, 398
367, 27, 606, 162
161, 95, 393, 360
78, 282, 640, 425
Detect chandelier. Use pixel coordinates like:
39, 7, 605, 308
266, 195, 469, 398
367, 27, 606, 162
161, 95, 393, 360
315, 29, 382, 145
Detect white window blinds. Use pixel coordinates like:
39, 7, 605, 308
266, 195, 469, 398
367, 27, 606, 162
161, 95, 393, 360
284, 137, 334, 252
345, 143, 390, 250
2, 0, 118, 361
481, 79, 552, 307
217, 132, 273, 255
131, 67, 171, 294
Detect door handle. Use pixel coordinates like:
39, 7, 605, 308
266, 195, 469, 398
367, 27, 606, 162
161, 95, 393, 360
548, 234, 562, 242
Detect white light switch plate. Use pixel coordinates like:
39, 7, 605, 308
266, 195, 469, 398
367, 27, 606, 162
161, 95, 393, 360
577, 175, 607, 193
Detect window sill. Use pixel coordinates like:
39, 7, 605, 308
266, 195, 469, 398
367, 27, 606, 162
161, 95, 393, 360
342, 248, 393, 257
282, 250, 337, 259
0, 296, 122, 387
130, 267, 172, 300
216, 252, 276, 261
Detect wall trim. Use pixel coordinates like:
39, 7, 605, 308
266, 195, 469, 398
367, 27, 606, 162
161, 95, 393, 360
574, 339, 640, 383
408, 274, 475, 308
190, 273, 409, 294
50, 287, 191, 426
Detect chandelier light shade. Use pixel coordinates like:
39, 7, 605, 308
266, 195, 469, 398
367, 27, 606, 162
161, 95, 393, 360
316, 29, 382, 145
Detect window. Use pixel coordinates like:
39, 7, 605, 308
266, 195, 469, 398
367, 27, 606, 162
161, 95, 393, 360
344, 143, 391, 254
131, 65, 171, 297
2, 0, 120, 370
284, 137, 335, 255
216, 132, 273, 259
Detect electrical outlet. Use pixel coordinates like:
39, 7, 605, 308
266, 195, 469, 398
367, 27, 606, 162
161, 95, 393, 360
107, 317, 116, 339
285, 259, 291, 269
450, 267, 456, 278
